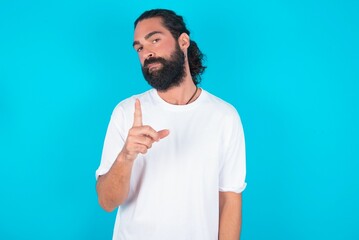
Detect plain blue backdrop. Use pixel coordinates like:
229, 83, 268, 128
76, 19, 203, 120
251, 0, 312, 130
1, 0, 358, 239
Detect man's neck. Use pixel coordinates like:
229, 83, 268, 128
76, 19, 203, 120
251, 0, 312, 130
157, 77, 200, 105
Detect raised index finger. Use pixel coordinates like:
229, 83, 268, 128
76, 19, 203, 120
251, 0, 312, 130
133, 98, 143, 127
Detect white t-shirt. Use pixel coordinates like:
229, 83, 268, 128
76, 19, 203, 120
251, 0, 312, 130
96, 89, 246, 240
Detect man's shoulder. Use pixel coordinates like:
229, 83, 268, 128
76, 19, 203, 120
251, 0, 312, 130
202, 89, 239, 116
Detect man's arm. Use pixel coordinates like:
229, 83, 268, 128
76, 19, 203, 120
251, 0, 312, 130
96, 152, 134, 212
219, 192, 243, 240
96, 99, 169, 212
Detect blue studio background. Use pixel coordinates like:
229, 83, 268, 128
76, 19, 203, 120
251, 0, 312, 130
1, 0, 358, 239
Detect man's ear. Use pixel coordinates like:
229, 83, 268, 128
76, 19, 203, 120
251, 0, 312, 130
178, 33, 190, 50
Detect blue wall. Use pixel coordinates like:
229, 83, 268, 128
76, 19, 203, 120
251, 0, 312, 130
1, 0, 358, 239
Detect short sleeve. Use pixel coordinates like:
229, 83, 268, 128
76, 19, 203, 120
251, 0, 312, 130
95, 106, 127, 180
218, 108, 247, 193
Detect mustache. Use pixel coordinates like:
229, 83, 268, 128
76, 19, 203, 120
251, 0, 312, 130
143, 57, 166, 68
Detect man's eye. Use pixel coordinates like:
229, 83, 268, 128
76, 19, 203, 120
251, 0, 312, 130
136, 47, 143, 53
152, 39, 160, 44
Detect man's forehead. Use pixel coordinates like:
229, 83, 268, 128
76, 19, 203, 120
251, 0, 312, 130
134, 17, 167, 39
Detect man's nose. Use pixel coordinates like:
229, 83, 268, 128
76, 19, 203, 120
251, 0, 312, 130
145, 51, 155, 60
142, 48, 155, 61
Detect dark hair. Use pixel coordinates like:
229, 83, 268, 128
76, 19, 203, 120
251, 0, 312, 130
134, 9, 206, 85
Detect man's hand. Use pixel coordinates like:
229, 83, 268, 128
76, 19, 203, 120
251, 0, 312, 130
96, 99, 169, 211
121, 99, 169, 162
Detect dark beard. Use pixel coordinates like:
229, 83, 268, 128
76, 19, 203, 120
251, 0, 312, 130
141, 44, 186, 91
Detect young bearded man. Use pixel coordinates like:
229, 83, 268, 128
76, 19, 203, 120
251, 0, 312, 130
96, 9, 246, 240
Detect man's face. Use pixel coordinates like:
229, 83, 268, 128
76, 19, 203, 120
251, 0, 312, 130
133, 17, 186, 91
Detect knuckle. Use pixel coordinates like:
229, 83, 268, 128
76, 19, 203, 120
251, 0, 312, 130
146, 137, 153, 147
127, 144, 135, 152
127, 135, 134, 142
141, 146, 148, 154
144, 125, 152, 131
134, 145, 141, 152
128, 128, 135, 135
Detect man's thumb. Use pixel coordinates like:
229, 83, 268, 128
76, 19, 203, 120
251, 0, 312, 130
158, 129, 170, 139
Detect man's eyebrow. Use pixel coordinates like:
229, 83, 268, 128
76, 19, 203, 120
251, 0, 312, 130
132, 31, 164, 47
144, 31, 163, 40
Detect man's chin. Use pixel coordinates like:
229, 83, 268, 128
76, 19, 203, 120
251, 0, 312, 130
147, 69, 164, 79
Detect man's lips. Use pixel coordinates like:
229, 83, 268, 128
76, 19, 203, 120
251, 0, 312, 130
146, 62, 162, 72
